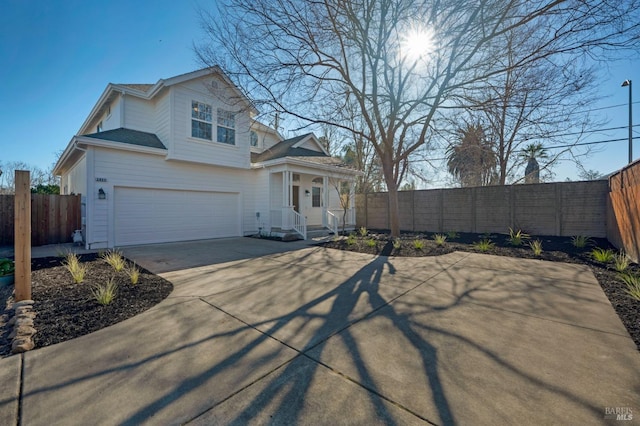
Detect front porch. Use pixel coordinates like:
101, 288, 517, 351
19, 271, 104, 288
267, 170, 357, 239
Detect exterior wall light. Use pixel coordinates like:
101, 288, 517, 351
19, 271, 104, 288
98, 188, 106, 199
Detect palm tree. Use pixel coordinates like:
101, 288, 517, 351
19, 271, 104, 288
521, 143, 548, 183
447, 123, 497, 187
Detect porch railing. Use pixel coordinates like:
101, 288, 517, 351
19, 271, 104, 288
288, 208, 307, 240
326, 210, 339, 235
327, 208, 356, 228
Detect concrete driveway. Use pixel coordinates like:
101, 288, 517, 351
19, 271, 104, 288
2, 237, 639, 425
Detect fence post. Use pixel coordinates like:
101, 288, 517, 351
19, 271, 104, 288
364, 192, 369, 229
14, 171, 31, 302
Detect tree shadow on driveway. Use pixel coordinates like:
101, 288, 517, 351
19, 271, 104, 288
19, 246, 635, 425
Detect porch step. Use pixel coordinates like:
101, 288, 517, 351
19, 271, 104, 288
267, 226, 335, 240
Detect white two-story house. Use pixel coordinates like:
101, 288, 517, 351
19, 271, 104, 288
53, 68, 358, 249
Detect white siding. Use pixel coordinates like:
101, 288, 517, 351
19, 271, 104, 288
299, 139, 323, 152
61, 155, 87, 196
102, 96, 122, 131
262, 132, 281, 150
123, 95, 154, 133
155, 90, 171, 149
299, 174, 324, 225
251, 168, 271, 231
168, 78, 251, 169
87, 146, 263, 248
252, 128, 280, 150
270, 172, 283, 210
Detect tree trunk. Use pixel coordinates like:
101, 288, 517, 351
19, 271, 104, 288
381, 156, 401, 237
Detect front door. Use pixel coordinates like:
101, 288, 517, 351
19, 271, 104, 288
292, 185, 300, 213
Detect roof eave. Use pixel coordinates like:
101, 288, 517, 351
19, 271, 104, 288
53, 136, 82, 176
75, 135, 168, 156
251, 157, 362, 175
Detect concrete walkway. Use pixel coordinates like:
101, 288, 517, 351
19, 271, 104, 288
1, 238, 639, 425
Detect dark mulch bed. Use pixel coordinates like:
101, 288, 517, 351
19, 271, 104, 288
0, 253, 172, 357
321, 231, 640, 350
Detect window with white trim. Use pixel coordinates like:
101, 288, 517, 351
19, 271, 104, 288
191, 101, 212, 140
312, 187, 322, 207
217, 109, 235, 145
311, 177, 323, 207
250, 130, 258, 147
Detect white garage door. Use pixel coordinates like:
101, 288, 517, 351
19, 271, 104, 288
114, 187, 240, 246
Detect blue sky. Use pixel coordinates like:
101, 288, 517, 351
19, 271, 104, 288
0, 1, 637, 184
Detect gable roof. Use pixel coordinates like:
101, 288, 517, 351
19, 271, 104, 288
78, 67, 257, 136
84, 128, 167, 150
251, 133, 330, 163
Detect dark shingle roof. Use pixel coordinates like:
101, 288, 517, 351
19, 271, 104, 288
251, 133, 329, 163
83, 128, 167, 150
118, 84, 154, 92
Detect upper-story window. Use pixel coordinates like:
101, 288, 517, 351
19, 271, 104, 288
217, 109, 235, 145
191, 101, 213, 140
97, 121, 103, 132
250, 130, 258, 147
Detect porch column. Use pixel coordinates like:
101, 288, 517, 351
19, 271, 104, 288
322, 176, 329, 227
282, 171, 291, 229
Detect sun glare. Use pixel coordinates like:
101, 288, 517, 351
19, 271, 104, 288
401, 27, 436, 62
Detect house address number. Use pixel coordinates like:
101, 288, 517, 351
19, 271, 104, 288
95, 177, 107, 182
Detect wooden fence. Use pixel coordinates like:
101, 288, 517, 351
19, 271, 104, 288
607, 159, 640, 263
0, 194, 82, 246
356, 180, 609, 238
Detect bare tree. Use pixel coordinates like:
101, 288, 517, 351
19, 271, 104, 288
0, 160, 60, 194
455, 27, 603, 185
197, 0, 640, 236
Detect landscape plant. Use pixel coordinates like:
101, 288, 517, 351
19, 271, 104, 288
529, 240, 543, 256
432, 234, 447, 246
346, 233, 356, 246
101, 250, 126, 272
392, 238, 402, 250
507, 228, 529, 246
571, 235, 592, 249
619, 273, 640, 301
446, 231, 459, 240
358, 227, 368, 237
0, 259, 15, 277
591, 248, 615, 263
366, 238, 376, 248
63, 253, 87, 284
473, 239, 495, 252
613, 252, 630, 273
91, 278, 118, 306
127, 263, 141, 285
413, 239, 425, 250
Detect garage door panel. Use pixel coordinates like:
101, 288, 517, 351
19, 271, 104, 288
114, 188, 240, 246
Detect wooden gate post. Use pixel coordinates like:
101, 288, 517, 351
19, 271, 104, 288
14, 170, 31, 301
